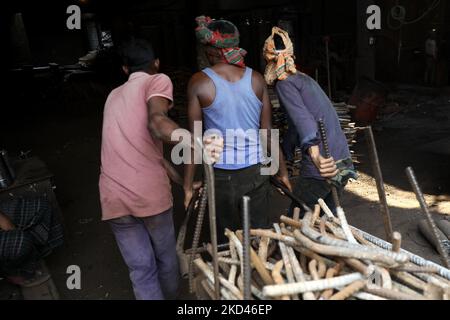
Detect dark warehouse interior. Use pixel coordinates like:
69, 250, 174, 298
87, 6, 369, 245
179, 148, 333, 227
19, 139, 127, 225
1, 0, 450, 301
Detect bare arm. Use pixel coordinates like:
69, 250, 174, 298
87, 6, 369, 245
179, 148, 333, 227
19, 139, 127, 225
0, 212, 15, 231
183, 74, 204, 208
162, 159, 183, 186
147, 96, 189, 146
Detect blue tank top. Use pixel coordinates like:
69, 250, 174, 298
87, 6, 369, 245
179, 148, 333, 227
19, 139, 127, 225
202, 67, 264, 170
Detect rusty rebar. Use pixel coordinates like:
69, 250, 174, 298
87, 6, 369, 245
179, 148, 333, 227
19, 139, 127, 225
188, 181, 208, 293
294, 230, 404, 266
348, 223, 450, 280
365, 126, 394, 242
300, 212, 409, 264
364, 286, 425, 300
178, 188, 200, 279
406, 167, 450, 269
318, 119, 341, 209
203, 154, 220, 299
258, 237, 270, 264
263, 272, 364, 298
392, 232, 402, 253
242, 196, 252, 300
329, 280, 367, 300
274, 223, 299, 300
271, 260, 290, 300
234, 231, 274, 286
194, 259, 243, 300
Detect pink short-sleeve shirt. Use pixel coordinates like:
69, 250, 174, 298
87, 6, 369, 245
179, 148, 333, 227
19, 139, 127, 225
99, 72, 173, 221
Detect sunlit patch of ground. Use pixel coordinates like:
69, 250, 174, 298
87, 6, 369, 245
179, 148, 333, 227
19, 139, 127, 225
346, 172, 450, 215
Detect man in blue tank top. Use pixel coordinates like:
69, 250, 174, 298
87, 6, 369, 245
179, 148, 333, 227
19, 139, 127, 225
184, 16, 292, 243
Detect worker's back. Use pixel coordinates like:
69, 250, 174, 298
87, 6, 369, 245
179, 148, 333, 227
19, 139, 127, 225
201, 66, 264, 170
276, 72, 352, 180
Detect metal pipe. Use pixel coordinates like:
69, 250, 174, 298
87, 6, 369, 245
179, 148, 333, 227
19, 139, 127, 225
364, 286, 425, 300
390, 281, 421, 297
391, 271, 428, 292
352, 291, 386, 300
228, 242, 237, 285
320, 266, 342, 299
280, 215, 302, 229
294, 230, 403, 266
201, 279, 216, 300
258, 237, 270, 264
301, 212, 409, 264
336, 207, 358, 244
242, 196, 252, 300
194, 259, 243, 300
251, 229, 297, 247
294, 247, 328, 278
185, 238, 257, 255
406, 167, 450, 268
263, 272, 364, 297
309, 260, 320, 281
348, 224, 450, 280
312, 204, 321, 226
393, 265, 439, 274
330, 280, 366, 300
234, 230, 275, 285
320, 216, 327, 236
287, 246, 316, 300
271, 261, 290, 300
365, 126, 394, 242
374, 266, 393, 289
274, 224, 299, 300
392, 232, 402, 253
344, 259, 371, 277
318, 198, 335, 219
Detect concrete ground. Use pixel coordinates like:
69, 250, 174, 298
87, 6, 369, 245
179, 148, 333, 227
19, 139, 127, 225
0, 83, 449, 300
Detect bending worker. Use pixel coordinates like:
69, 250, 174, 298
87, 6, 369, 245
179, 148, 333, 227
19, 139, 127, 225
263, 27, 357, 214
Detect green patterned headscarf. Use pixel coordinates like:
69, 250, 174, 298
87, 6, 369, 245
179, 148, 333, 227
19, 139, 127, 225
195, 16, 247, 67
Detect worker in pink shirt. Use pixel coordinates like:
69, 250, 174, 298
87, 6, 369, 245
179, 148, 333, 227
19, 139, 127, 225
99, 39, 222, 300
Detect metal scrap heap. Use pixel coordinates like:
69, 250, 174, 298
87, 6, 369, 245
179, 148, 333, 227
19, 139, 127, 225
193, 202, 450, 300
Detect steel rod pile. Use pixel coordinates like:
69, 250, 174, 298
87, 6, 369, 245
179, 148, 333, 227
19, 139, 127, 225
193, 202, 450, 300
333, 102, 358, 163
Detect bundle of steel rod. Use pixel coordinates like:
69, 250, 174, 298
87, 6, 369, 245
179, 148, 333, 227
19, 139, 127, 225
193, 202, 450, 300
333, 102, 359, 163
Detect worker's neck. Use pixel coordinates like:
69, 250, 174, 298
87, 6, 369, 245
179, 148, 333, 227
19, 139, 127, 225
145, 69, 158, 75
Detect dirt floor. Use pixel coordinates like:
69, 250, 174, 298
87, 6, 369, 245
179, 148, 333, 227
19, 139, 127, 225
0, 82, 449, 300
